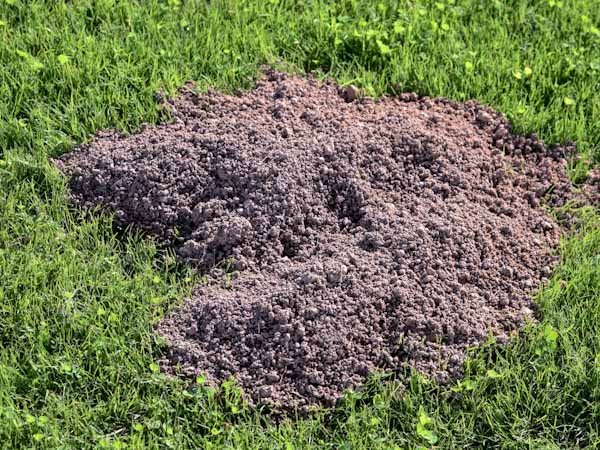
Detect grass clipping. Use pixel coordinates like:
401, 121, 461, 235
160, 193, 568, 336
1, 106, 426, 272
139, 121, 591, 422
57, 72, 581, 412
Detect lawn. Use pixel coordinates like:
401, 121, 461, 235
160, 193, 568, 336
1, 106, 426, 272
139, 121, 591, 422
1, 0, 599, 448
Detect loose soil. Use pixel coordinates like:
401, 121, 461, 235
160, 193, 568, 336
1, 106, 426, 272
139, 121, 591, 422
58, 72, 581, 411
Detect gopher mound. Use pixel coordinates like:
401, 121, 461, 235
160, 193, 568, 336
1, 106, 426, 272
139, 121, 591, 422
58, 72, 578, 411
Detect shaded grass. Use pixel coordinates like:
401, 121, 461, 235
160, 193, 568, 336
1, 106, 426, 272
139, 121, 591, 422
0, 0, 599, 448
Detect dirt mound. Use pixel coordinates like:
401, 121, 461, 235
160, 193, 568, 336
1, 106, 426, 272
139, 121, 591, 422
58, 72, 577, 411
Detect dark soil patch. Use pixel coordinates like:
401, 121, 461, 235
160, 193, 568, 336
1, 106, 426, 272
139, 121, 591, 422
57, 72, 582, 411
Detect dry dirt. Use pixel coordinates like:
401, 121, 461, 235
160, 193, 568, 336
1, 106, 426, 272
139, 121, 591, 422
58, 72, 582, 411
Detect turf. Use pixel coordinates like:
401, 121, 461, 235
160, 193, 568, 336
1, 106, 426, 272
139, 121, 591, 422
0, 0, 599, 448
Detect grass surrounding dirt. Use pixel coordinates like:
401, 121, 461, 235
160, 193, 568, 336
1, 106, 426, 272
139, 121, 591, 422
0, 0, 599, 448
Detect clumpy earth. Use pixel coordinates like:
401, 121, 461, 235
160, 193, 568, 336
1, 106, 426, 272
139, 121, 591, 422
57, 72, 580, 411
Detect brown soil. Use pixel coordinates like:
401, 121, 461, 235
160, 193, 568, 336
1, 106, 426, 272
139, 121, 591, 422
57, 72, 580, 412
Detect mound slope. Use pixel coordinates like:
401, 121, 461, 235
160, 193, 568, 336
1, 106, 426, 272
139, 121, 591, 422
58, 72, 577, 410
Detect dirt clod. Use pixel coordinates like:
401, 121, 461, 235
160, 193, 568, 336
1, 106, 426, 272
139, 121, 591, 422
58, 72, 580, 411
340, 84, 360, 102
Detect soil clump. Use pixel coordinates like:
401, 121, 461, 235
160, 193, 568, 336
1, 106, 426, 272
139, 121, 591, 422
58, 72, 580, 411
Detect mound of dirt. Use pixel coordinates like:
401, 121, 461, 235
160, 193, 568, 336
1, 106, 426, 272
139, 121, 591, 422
58, 72, 578, 411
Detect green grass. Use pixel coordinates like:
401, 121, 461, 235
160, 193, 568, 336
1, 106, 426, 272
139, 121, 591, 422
1, 0, 599, 448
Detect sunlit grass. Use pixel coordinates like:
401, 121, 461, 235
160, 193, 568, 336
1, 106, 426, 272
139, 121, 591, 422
1, 0, 599, 448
